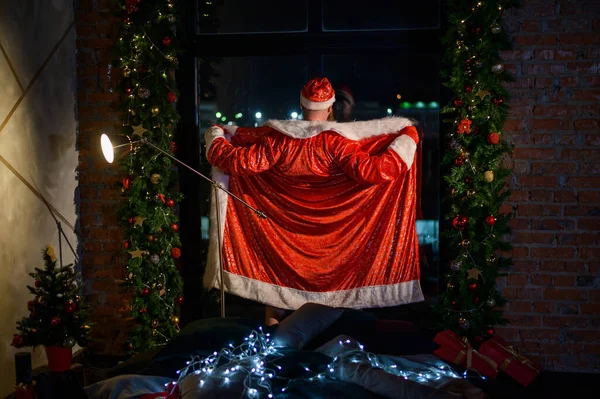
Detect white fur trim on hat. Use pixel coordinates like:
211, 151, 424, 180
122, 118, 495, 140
300, 94, 336, 111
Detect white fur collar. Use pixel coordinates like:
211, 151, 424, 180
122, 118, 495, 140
264, 116, 415, 141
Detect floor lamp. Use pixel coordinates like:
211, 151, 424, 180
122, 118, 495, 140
100, 134, 267, 317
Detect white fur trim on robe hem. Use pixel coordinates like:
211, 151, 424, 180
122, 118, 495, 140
205, 166, 229, 291
389, 134, 418, 169
265, 116, 416, 141
209, 271, 424, 310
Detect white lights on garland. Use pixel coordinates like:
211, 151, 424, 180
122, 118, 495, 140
168, 330, 478, 398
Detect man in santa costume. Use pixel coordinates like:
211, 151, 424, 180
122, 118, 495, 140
204, 77, 423, 326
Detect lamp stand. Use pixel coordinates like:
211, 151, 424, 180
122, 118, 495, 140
141, 138, 266, 318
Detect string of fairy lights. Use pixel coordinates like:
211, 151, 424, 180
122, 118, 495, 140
166, 328, 483, 398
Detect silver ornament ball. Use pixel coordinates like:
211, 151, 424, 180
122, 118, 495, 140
450, 260, 462, 272
63, 336, 76, 348
491, 23, 502, 34
491, 63, 505, 74
486, 297, 496, 308
150, 254, 160, 265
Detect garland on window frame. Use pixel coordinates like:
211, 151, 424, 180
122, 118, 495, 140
436, 0, 519, 341
113, 0, 184, 353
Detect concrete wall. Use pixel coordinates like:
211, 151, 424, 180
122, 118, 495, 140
0, 0, 78, 395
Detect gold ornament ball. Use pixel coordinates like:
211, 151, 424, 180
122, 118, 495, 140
156, 282, 164, 290
467, 189, 476, 198
171, 315, 180, 325
151, 173, 161, 185
461, 239, 471, 248
484, 170, 494, 182
151, 329, 158, 337
123, 66, 131, 77
151, 319, 159, 328
151, 283, 157, 289
151, 107, 160, 116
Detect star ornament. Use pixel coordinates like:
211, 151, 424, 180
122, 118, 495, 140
129, 249, 147, 259
132, 124, 149, 137
46, 245, 57, 262
475, 89, 491, 99
134, 216, 146, 227
467, 268, 482, 280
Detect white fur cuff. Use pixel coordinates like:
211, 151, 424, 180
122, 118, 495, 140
205, 126, 225, 155
300, 95, 336, 110
389, 135, 417, 169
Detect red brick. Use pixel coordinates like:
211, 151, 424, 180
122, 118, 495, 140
574, 119, 600, 130
533, 302, 553, 313
533, 105, 579, 116
543, 288, 587, 301
579, 191, 600, 203
494, 327, 520, 341
580, 247, 600, 260
566, 330, 600, 343
558, 233, 600, 246
581, 304, 600, 315
502, 287, 542, 300
584, 75, 600, 87
531, 218, 576, 230
509, 300, 532, 313
531, 134, 553, 145
507, 274, 529, 286
510, 190, 530, 201
571, 89, 600, 101
503, 119, 525, 131
561, 149, 600, 161
531, 119, 571, 130
581, 104, 600, 116
580, 163, 600, 175
553, 275, 576, 287
534, 78, 553, 88
565, 206, 600, 217
516, 35, 558, 46
512, 260, 539, 272
540, 260, 585, 273
585, 135, 600, 147
508, 217, 530, 230
517, 176, 557, 188
531, 247, 576, 260
559, 76, 579, 87
531, 273, 553, 286
512, 231, 555, 245
519, 328, 560, 342
567, 177, 600, 188
530, 190, 553, 202
554, 191, 576, 203
506, 314, 542, 327
560, 33, 600, 45
522, 20, 541, 32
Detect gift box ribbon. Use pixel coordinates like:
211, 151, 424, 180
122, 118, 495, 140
448, 333, 497, 373
498, 343, 539, 373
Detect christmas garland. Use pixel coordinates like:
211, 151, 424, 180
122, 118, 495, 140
437, 0, 519, 340
114, 0, 184, 353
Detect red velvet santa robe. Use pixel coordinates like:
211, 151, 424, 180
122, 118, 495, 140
204, 117, 424, 310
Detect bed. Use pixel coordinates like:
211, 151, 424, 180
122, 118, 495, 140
83, 303, 491, 399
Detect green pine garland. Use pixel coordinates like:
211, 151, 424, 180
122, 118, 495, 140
11, 246, 92, 349
436, 0, 519, 340
113, 0, 184, 353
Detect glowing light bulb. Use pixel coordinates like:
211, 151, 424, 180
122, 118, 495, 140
255, 112, 262, 119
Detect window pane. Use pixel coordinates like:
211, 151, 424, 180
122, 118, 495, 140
198, 0, 308, 34
322, 0, 440, 31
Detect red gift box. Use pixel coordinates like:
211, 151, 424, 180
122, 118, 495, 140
433, 330, 499, 378
479, 337, 541, 387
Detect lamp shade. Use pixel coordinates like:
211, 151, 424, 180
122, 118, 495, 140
100, 134, 138, 163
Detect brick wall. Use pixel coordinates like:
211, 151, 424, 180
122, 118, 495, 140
75, 0, 131, 355
499, 0, 600, 372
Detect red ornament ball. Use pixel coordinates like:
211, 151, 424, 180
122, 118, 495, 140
148, 234, 154, 242
124, 241, 130, 249
493, 97, 504, 105
464, 85, 473, 93
452, 215, 468, 230
129, 217, 135, 224
487, 132, 500, 145
139, 307, 147, 314
171, 247, 181, 259
140, 287, 150, 297
171, 223, 179, 232
454, 156, 465, 167
467, 282, 478, 291
175, 296, 184, 306
167, 92, 177, 103
35, 279, 42, 288
122, 177, 131, 189
474, 296, 481, 305
162, 36, 172, 47
465, 176, 473, 184
123, 16, 131, 24
485, 215, 497, 226
453, 98, 464, 107
125, 87, 132, 94
50, 316, 61, 326
11, 335, 23, 348
485, 327, 495, 338
170, 141, 177, 153
166, 199, 175, 208
64, 300, 77, 313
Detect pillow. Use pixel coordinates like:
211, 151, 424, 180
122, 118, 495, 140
273, 303, 344, 349
83, 374, 173, 399
303, 308, 377, 350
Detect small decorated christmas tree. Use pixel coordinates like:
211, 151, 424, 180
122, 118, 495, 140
11, 245, 91, 350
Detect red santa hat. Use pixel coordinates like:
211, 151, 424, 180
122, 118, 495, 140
300, 77, 336, 110
336, 84, 355, 107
